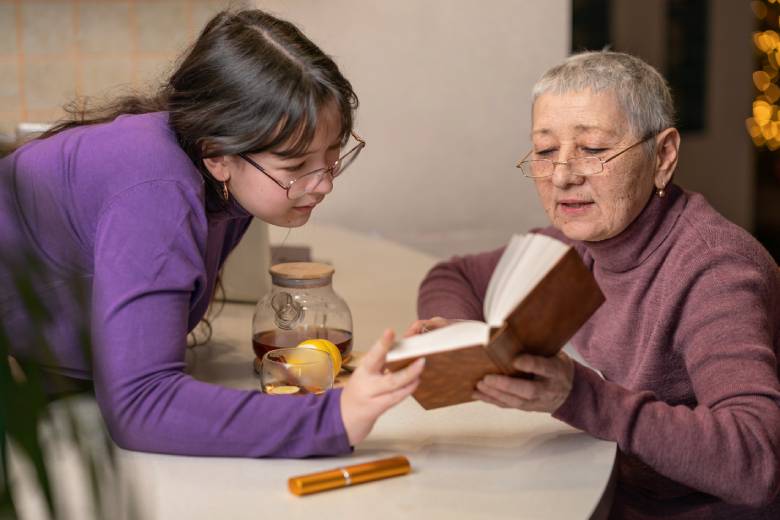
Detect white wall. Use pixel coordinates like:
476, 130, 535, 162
255, 0, 570, 257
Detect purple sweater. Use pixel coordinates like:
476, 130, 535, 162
0, 112, 350, 458
418, 184, 780, 518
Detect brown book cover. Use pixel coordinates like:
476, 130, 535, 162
386, 246, 604, 410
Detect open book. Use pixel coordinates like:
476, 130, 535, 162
386, 233, 604, 410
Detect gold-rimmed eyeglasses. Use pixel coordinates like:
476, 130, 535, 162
516, 134, 654, 179
239, 130, 365, 199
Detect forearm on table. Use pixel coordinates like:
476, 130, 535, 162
91, 282, 350, 457
94, 371, 350, 458
553, 363, 780, 507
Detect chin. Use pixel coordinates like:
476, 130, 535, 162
256, 212, 309, 228
556, 222, 604, 242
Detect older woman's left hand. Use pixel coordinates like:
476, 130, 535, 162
474, 351, 575, 413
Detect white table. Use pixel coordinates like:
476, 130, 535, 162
11, 224, 616, 520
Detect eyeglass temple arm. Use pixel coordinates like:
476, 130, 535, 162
603, 134, 655, 164
516, 149, 533, 167
238, 153, 289, 190
350, 130, 366, 146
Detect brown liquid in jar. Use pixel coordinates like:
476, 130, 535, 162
252, 327, 353, 360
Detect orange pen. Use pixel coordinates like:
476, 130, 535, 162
288, 456, 411, 496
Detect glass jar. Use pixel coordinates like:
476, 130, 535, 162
252, 262, 353, 368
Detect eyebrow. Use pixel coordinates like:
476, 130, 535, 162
532, 125, 618, 137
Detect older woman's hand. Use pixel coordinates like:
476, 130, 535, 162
473, 351, 575, 413
402, 316, 452, 337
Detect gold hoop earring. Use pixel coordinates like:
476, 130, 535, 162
222, 182, 229, 201
657, 186, 665, 198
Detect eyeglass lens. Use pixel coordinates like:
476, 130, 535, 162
524, 156, 603, 177
287, 143, 363, 198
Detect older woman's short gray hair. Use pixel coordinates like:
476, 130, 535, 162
532, 51, 675, 139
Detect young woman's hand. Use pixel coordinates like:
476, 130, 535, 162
402, 316, 452, 337
473, 351, 575, 413
340, 329, 425, 446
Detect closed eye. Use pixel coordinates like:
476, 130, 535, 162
282, 162, 306, 172
582, 147, 607, 155
534, 149, 555, 157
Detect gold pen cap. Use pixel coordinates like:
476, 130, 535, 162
288, 455, 411, 496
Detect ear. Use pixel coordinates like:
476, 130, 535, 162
653, 127, 680, 190
202, 155, 232, 183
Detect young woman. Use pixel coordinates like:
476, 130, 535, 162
0, 9, 424, 458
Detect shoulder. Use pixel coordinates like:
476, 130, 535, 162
675, 190, 776, 275
24, 112, 200, 190
664, 191, 779, 319
82, 112, 197, 183
43, 112, 203, 214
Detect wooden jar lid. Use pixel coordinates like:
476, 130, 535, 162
269, 262, 335, 281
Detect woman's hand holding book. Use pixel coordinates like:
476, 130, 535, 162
473, 351, 575, 413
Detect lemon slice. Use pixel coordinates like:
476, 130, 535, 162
268, 385, 301, 395
297, 339, 342, 376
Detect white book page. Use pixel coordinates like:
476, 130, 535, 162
485, 234, 569, 327
386, 320, 490, 362
562, 342, 603, 378
483, 234, 530, 318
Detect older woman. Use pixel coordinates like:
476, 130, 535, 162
409, 51, 780, 518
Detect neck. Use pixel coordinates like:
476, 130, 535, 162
583, 184, 686, 272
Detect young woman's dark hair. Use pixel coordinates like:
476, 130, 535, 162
42, 9, 358, 207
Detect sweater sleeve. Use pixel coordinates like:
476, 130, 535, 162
417, 247, 505, 320
91, 181, 350, 458
553, 252, 780, 507
416, 227, 575, 320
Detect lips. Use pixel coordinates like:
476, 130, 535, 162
294, 197, 323, 210
557, 199, 594, 214
558, 196, 593, 203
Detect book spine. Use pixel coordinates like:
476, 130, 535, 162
486, 325, 520, 374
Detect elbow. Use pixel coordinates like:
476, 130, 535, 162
744, 472, 780, 509
102, 411, 155, 453
96, 391, 167, 455
728, 459, 780, 508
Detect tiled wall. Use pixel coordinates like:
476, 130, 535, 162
0, 0, 245, 137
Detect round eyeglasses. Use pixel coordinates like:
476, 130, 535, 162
239, 131, 365, 199
516, 134, 654, 178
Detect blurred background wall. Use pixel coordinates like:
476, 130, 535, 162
1, 1, 776, 261
0, 0, 232, 135
0, 0, 567, 259
252, 0, 568, 258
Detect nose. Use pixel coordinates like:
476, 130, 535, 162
550, 157, 584, 189
310, 170, 334, 195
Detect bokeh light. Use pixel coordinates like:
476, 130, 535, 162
749, 2, 780, 150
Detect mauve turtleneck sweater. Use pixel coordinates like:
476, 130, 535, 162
418, 184, 780, 519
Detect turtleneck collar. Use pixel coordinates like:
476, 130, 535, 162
583, 183, 686, 273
